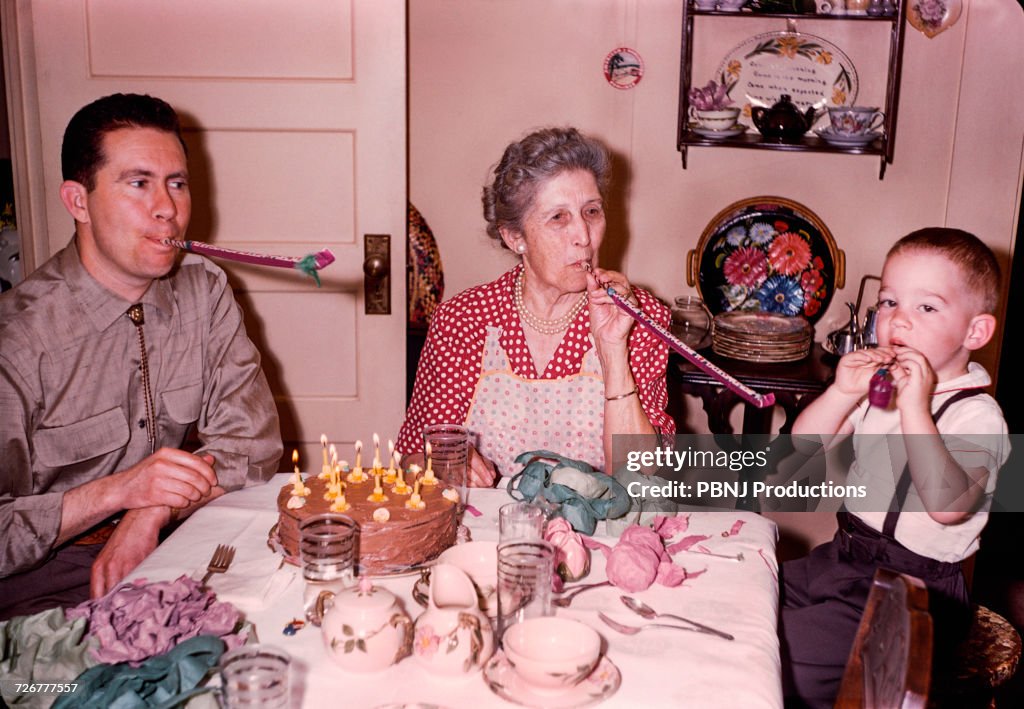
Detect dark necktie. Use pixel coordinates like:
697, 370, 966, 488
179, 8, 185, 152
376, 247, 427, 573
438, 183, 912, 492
127, 304, 156, 455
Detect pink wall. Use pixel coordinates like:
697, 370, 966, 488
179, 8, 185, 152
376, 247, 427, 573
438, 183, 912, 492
410, 0, 1024, 434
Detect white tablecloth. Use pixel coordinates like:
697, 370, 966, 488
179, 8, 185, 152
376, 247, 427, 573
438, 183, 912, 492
130, 475, 782, 709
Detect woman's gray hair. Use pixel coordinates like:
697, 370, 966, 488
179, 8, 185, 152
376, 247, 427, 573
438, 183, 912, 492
482, 127, 611, 246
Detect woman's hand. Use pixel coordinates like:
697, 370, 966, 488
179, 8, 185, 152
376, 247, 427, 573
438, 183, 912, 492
467, 445, 498, 488
585, 268, 636, 347
833, 346, 896, 397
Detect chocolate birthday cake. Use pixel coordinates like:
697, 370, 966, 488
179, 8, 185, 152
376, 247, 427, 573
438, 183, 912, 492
274, 471, 459, 575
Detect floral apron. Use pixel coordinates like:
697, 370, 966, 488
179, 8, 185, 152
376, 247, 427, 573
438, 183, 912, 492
464, 326, 606, 479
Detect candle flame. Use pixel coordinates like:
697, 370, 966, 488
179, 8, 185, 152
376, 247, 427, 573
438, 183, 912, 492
425, 442, 432, 456
373, 432, 380, 446
320, 434, 327, 446
355, 439, 362, 451
388, 439, 395, 453
292, 449, 299, 463
329, 443, 337, 456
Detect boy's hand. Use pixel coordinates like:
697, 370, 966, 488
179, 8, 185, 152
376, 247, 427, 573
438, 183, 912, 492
890, 346, 936, 416
834, 346, 897, 396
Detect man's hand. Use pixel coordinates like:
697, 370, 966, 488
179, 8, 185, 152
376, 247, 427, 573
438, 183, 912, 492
118, 450, 217, 509
90, 507, 167, 598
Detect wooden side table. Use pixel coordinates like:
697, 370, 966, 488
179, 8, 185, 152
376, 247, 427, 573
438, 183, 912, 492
668, 344, 836, 435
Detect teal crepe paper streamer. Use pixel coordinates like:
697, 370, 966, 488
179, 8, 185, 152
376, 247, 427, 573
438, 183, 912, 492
506, 450, 632, 535
53, 635, 225, 709
295, 253, 323, 287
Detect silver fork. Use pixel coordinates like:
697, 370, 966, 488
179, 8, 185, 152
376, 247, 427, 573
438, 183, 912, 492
199, 544, 235, 587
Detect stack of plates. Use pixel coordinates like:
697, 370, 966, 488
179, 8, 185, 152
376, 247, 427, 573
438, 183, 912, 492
712, 311, 812, 363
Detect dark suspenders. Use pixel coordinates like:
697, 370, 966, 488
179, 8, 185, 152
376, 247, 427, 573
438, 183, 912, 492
881, 388, 987, 537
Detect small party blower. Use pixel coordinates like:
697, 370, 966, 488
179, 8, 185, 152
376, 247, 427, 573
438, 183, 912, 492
868, 367, 893, 408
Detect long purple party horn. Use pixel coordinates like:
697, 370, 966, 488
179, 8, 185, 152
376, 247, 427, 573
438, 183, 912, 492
164, 239, 335, 287
604, 286, 775, 409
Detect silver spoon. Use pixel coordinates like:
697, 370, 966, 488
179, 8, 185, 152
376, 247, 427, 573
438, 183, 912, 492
597, 611, 704, 636
619, 596, 734, 641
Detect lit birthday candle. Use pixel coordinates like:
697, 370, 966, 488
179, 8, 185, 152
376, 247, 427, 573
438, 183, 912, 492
353, 440, 363, 475
319, 434, 331, 479
330, 479, 349, 512
405, 477, 425, 511
391, 464, 411, 496
367, 471, 388, 503
372, 433, 382, 470
383, 441, 397, 484
290, 449, 309, 496
421, 446, 438, 486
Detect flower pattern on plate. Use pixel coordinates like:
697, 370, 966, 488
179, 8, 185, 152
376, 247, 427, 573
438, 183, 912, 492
694, 198, 840, 322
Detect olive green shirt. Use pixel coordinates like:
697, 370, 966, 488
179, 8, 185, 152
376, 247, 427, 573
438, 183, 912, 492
0, 239, 282, 575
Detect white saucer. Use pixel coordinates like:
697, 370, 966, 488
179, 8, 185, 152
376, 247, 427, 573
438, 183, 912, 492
690, 122, 748, 139
483, 652, 621, 708
814, 127, 881, 146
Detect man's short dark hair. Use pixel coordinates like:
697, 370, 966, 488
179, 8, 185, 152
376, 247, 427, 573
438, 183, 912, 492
61, 93, 187, 191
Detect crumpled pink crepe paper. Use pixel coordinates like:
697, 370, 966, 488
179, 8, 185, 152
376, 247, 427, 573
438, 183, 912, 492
582, 514, 709, 593
66, 575, 247, 666
544, 517, 591, 584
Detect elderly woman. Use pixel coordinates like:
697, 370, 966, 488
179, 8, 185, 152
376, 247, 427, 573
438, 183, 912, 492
397, 127, 674, 486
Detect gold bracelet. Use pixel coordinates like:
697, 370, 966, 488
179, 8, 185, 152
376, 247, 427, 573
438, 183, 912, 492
605, 387, 638, 401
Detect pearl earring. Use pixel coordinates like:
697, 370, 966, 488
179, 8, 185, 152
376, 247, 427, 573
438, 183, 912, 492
516, 243, 526, 254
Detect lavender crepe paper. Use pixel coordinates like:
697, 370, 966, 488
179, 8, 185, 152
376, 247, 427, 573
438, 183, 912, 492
66, 576, 247, 666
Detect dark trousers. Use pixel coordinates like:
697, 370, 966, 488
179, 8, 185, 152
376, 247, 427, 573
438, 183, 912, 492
0, 544, 101, 621
779, 516, 968, 709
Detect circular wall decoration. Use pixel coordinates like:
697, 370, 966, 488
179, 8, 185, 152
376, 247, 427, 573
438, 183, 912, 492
686, 196, 845, 323
603, 47, 644, 90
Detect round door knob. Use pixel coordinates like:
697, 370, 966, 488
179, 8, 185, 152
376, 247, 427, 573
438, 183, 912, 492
363, 256, 386, 280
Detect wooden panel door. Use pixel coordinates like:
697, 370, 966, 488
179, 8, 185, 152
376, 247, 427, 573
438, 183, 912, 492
21, 0, 407, 468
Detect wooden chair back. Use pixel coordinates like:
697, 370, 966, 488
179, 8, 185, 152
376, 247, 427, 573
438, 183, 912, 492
835, 568, 933, 709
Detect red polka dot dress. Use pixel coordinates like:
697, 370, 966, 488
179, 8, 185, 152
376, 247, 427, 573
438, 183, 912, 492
396, 264, 674, 476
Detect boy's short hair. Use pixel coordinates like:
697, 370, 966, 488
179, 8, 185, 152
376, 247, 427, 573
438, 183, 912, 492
888, 227, 1001, 314
61, 93, 187, 192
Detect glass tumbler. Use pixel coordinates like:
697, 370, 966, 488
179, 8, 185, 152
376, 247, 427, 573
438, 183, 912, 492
671, 296, 712, 349
499, 502, 545, 544
299, 513, 358, 626
496, 540, 555, 643
423, 423, 470, 510
219, 644, 290, 708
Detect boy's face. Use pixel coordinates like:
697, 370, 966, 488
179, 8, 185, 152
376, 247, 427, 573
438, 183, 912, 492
876, 249, 992, 382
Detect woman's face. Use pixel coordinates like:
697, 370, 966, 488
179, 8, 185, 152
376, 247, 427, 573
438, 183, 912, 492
504, 169, 605, 294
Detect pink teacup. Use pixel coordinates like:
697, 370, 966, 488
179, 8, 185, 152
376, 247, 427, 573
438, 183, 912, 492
689, 106, 740, 131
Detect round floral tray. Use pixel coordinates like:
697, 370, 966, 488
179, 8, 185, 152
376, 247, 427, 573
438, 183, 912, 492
686, 196, 844, 323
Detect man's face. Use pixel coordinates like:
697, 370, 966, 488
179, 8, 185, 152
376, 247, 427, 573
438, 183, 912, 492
74, 127, 190, 298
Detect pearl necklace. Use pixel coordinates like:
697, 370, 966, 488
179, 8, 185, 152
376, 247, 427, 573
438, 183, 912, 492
514, 269, 588, 336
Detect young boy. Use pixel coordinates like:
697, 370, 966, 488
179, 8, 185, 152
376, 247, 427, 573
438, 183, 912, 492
779, 228, 1010, 708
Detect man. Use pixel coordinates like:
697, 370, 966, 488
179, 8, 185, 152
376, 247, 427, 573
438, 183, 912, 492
0, 94, 282, 619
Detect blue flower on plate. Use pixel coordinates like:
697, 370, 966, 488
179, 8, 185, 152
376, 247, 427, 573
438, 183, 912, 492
756, 275, 805, 316
725, 225, 747, 247
749, 222, 775, 245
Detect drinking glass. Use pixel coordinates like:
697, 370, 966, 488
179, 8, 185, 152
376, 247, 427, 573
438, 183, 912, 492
219, 644, 291, 708
671, 296, 712, 349
299, 513, 358, 626
499, 502, 545, 544
423, 424, 469, 510
496, 540, 554, 643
